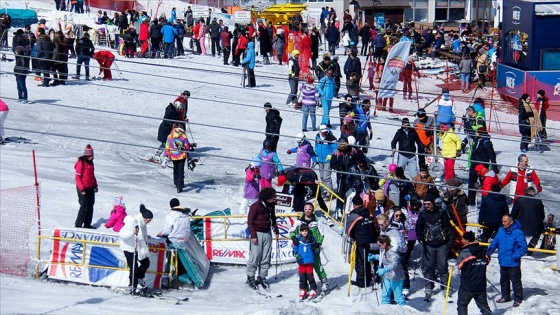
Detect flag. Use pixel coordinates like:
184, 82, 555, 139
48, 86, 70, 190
378, 41, 412, 99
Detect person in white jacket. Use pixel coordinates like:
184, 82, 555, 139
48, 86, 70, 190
157, 198, 191, 246
119, 204, 154, 295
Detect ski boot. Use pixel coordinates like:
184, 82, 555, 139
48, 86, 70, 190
424, 289, 432, 302
308, 289, 317, 300
256, 276, 269, 290
320, 279, 330, 296
246, 276, 258, 290
299, 289, 307, 301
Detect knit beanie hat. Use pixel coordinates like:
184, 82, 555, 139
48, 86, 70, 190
462, 231, 475, 242
424, 192, 437, 204
375, 189, 385, 201
83, 144, 94, 157
263, 102, 272, 109
140, 204, 154, 219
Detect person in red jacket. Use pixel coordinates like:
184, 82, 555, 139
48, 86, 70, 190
75, 144, 98, 228
93, 50, 115, 80
500, 154, 542, 202
138, 19, 150, 57
474, 164, 499, 199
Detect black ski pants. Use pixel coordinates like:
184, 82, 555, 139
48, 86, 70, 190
292, 184, 329, 213
422, 243, 449, 291
124, 250, 150, 288
457, 287, 492, 315
211, 37, 220, 56
75, 187, 95, 228
500, 266, 523, 303
222, 47, 231, 64
247, 68, 256, 87
355, 246, 372, 287
172, 159, 186, 190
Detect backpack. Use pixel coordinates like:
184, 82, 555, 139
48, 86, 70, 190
422, 211, 448, 244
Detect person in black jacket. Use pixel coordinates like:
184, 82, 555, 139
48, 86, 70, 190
208, 18, 221, 57
358, 23, 371, 56
153, 102, 181, 162
343, 48, 361, 81
13, 29, 30, 101
35, 28, 53, 87
263, 102, 282, 152
345, 194, 377, 288
416, 192, 454, 301
391, 118, 424, 178
149, 19, 162, 58
511, 186, 545, 254
478, 184, 509, 242
349, 159, 379, 196
279, 167, 329, 213
455, 231, 492, 315
467, 128, 497, 205
74, 32, 95, 80
331, 137, 365, 217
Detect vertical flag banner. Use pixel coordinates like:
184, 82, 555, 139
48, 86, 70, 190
378, 41, 412, 99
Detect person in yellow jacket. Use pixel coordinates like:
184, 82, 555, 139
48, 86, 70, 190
439, 124, 462, 181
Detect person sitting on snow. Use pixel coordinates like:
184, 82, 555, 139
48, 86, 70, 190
105, 196, 127, 232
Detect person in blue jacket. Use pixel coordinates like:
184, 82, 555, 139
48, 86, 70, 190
317, 69, 336, 127
161, 20, 178, 59
241, 42, 256, 87
487, 214, 528, 307
293, 224, 318, 300
314, 124, 337, 193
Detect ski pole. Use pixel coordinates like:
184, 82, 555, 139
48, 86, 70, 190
277, 239, 284, 279
131, 227, 138, 294
363, 248, 367, 302
186, 121, 197, 149
275, 238, 279, 280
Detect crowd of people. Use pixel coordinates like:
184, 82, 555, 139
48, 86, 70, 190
7, 3, 551, 309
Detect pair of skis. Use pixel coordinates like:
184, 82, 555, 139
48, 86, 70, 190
114, 288, 190, 305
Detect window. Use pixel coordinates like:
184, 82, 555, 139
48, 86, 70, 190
504, 30, 529, 64
435, 8, 448, 20
449, 8, 465, 20
542, 50, 560, 70
415, 8, 428, 21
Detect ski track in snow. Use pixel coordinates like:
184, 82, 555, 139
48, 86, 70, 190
1, 1, 560, 314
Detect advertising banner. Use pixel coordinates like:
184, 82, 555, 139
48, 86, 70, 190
234, 10, 252, 24
202, 215, 298, 265
48, 228, 167, 288
378, 41, 412, 99
192, 6, 209, 19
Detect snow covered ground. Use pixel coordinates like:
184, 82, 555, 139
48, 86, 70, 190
1, 1, 560, 314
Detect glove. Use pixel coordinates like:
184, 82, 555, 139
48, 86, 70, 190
326, 155, 331, 161
456, 150, 462, 158
94, 187, 98, 193
291, 236, 299, 246
367, 254, 379, 261
376, 267, 389, 276
312, 244, 321, 254
286, 149, 292, 154
493, 165, 500, 174
368, 131, 373, 140
294, 253, 302, 264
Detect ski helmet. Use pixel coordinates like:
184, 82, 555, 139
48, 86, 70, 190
263, 139, 273, 148
295, 133, 305, 144
388, 163, 397, 173
347, 136, 356, 145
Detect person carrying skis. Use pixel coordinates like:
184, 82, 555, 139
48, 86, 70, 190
165, 123, 191, 193
239, 158, 261, 215
368, 234, 407, 305
289, 203, 331, 296
292, 224, 318, 300
286, 133, 317, 168
246, 187, 280, 291
119, 204, 154, 295
256, 140, 284, 188
74, 144, 98, 228
105, 196, 127, 232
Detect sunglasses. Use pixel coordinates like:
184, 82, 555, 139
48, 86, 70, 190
423, 202, 433, 206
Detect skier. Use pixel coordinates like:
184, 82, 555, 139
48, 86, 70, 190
314, 124, 337, 194
119, 204, 154, 295
74, 144, 98, 229
165, 123, 191, 193
153, 101, 181, 162
157, 198, 191, 246
246, 187, 280, 290
289, 203, 331, 296
239, 158, 261, 215
330, 137, 365, 218
286, 50, 300, 105
286, 133, 317, 168
173, 90, 191, 118
241, 42, 256, 87
278, 166, 329, 213
317, 68, 336, 128
93, 50, 115, 80
255, 140, 284, 188
391, 118, 424, 178
292, 224, 318, 300
105, 196, 127, 232
263, 102, 283, 152
74, 32, 95, 80
368, 235, 407, 305
436, 88, 457, 127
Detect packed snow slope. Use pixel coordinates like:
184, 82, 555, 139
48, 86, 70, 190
1, 1, 560, 314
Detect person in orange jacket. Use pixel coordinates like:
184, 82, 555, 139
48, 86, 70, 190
93, 50, 115, 80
